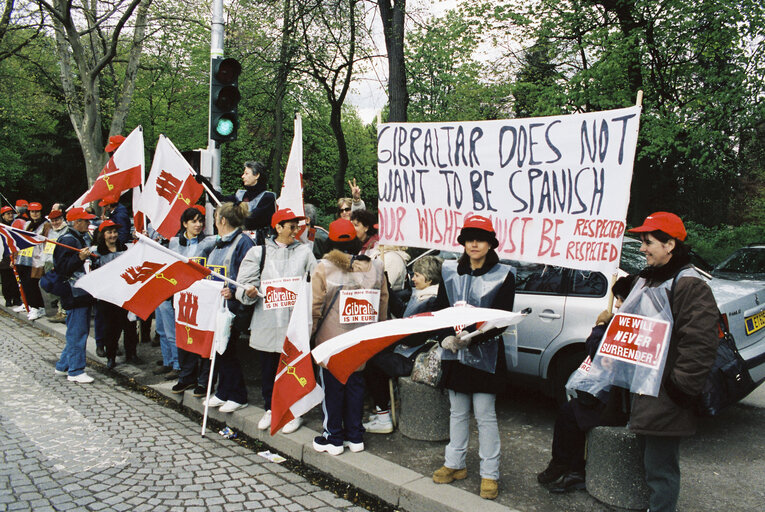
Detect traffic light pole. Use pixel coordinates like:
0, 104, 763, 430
206, 0, 225, 232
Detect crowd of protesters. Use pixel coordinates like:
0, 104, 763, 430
2, 149, 717, 509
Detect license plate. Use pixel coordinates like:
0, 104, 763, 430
745, 309, 765, 336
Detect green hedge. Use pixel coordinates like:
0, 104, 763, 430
684, 221, 765, 266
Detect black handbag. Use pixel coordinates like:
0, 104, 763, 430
696, 321, 756, 416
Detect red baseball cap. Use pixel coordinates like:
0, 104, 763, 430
328, 218, 357, 242
271, 208, 305, 228
66, 207, 97, 222
98, 219, 121, 232
1, 206, 13, 215
48, 209, 64, 220
104, 135, 126, 153
457, 214, 499, 248
28, 202, 43, 211
15, 199, 27, 207
193, 204, 206, 216
98, 194, 120, 207
628, 212, 687, 241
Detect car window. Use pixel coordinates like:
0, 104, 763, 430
570, 270, 608, 297
716, 248, 765, 274
620, 239, 645, 274
509, 262, 566, 294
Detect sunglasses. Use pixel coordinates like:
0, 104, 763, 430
339, 207, 352, 212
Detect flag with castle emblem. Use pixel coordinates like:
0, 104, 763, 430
270, 275, 323, 435
71, 126, 144, 208
74, 236, 211, 320
173, 279, 224, 358
137, 135, 204, 238
312, 306, 526, 384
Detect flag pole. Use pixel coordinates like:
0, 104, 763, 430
135, 233, 247, 289
200, 344, 219, 437
200, 181, 221, 207
9, 258, 28, 313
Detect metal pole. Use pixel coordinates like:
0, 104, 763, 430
207, 0, 225, 233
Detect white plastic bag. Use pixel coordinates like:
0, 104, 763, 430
213, 300, 235, 355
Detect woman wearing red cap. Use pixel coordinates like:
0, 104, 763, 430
0, 206, 22, 308
235, 208, 317, 434
430, 215, 516, 500
14, 202, 49, 320
620, 212, 718, 512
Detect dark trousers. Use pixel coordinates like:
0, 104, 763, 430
97, 301, 138, 359
319, 368, 365, 446
551, 400, 587, 473
1, 267, 20, 306
17, 265, 43, 308
94, 304, 106, 349
364, 348, 414, 410
640, 435, 681, 512
258, 350, 280, 411
215, 329, 247, 404
178, 348, 212, 388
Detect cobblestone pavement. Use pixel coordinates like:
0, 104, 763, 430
0, 312, 368, 512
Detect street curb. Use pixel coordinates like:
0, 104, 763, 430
2, 305, 520, 512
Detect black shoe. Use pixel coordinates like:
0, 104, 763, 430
96, 346, 107, 357
155, 360, 165, 366
125, 355, 145, 365
116, 348, 123, 356
171, 381, 195, 394
537, 460, 568, 484
549, 471, 586, 493
192, 386, 208, 397
152, 365, 173, 375
164, 369, 181, 380
151, 335, 160, 347
106, 358, 117, 370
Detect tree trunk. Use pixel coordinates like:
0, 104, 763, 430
330, 102, 349, 198
379, 0, 408, 122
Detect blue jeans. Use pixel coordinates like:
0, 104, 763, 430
444, 390, 500, 480
155, 300, 179, 370
56, 305, 91, 377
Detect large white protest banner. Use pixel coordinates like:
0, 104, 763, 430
376, 106, 641, 273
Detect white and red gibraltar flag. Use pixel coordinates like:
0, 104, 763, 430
138, 135, 204, 239
270, 275, 324, 435
276, 114, 310, 241
74, 236, 211, 320
71, 126, 144, 208
312, 306, 526, 384
174, 279, 224, 358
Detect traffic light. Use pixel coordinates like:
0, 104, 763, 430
209, 57, 242, 143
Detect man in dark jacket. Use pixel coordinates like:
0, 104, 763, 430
53, 207, 97, 383
99, 194, 132, 245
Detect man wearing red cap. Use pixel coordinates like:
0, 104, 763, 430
37, 208, 70, 322
0, 206, 22, 308
54, 207, 98, 383
430, 214, 516, 500
14, 199, 29, 224
622, 212, 718, 512
311, 218, 389, 455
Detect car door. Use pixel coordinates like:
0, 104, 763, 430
509, 262, 567, 377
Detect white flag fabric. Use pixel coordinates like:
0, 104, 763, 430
276, 114, 304, 217
270, 275, 323, 435
74, 237, 211, 320
137, 135, 203, 239
312, 306, 526, 384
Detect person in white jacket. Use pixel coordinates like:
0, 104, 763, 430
235, 208, 317, 434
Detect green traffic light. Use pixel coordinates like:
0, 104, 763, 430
216, 118, 235, 136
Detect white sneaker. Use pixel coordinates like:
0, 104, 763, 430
219, 400, 247, 413
363, 413, 394, 434
204, 395, 226, 408
13, 305, 26, 313
343, 440, 365, 453
67, 373, 94, 383
281, 417, 302, 434
27, 307, 44, 321
54, 369, 67, 376
258, 410, 272, 430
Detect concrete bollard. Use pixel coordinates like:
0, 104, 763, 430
586, 426, 650, 510
398, 377, 450, 441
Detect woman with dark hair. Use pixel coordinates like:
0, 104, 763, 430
203, 202, 256, 413
617, 212, 718, 512
431, 215, 516, 500
350, 209, 379, 254
230, 161, 276, 244
169, 207, 217, 396
351, 209, 410, 295
92, 220, 140, 369
15, 202, 48, 320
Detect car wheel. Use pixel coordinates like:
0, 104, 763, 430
551, 348, 587, 406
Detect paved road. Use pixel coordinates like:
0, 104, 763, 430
0, 312, 370, 512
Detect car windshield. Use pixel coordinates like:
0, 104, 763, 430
619, 238, 645, 275
715, 247, 765, 275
